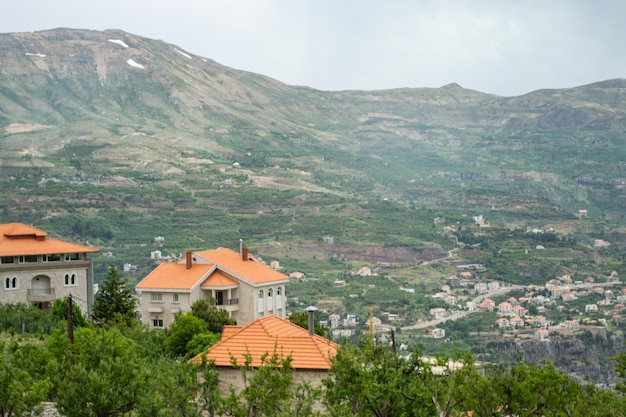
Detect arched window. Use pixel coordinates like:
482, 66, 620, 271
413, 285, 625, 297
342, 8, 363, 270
4, 277, 9, 289
277, 287, 282, 296
258, 290, 264, 299
11, 277, 17, 288
64, 274, 69, 285
71, 274, 76, 285
268, 288, 273, 297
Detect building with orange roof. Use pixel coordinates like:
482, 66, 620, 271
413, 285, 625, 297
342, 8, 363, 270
0, 222, 99, 314
189, 314, 339, 391
135, 244, 289, 328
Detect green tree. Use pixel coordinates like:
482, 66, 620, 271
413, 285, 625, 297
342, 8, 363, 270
191, 299, 237, 333
196, 360, 223, 417
0, 339, 52, 417
425, 351, 483, 417
219, 349, 295, 417
568, 383, 626, 417
51, 296, 87, 327
165, 312, 209, 357
92, 265, 138, 326
323, 339, 434, 417
474, 359, 581, 416
186, 332, 221, 359
48, 326, 147, 417
135, 357, 202, 417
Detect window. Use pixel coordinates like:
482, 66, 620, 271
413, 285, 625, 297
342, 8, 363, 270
150, 293, 163, 302
1, 256, 15, 264
267, 310, 273, 316
172, 293, 179, 303
258, 290, 264, 299
276, 287, 281, 296
4, 277, 17, 290
65, 253, 80, 261
43, 254, 61, 262
19, 255, 37, 263
64, 274, 77, 286
277, 308, 283, 317
151, 318, 164, 328
268, 288, 273, 297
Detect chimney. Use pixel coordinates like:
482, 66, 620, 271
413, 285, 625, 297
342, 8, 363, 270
304, 306, 318, 336
186, 250, 192, 269
242, 246, 248, 261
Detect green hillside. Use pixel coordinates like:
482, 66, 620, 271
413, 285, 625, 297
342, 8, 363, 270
0, 28, 624, 293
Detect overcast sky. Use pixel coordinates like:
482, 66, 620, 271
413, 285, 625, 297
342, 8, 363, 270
2, 0, 625, 96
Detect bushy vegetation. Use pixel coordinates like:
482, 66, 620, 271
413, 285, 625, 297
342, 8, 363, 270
3, 317, 626, 417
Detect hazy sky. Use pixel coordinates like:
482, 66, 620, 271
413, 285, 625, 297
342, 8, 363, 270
2, 0, 625, 96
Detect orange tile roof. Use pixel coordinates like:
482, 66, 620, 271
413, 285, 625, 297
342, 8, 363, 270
190, 315, 339, 370
0, 222, 98, 257
135, 263, 215, 290
201, 270, 238, 288
195, 248, 289, 284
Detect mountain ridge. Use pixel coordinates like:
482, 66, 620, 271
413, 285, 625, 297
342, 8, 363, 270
1, 28, 625, 247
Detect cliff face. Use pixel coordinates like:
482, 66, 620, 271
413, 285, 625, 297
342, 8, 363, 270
490, 331, 625, 386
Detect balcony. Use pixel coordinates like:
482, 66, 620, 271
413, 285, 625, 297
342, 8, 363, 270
214, 298, 239, 313
27, 287, 55, 303
217, 298, 239, 306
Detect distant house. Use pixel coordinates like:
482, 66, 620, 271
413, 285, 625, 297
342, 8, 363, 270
135, 246, 288, 328
550, 286, 565, 298
535, 328, 550, 341
498, 301, 513, 315
355, 266, 372, 277
0, 222, 99, 314
189, 315, 339, 392
432, 328, 446, 339
446, 276, 460, 287
496, 317, 509, 328
562, 291, 577, 302
343, 314, 358, 326
479, 298, 495, 312
430, 307, 446, 319
289, 271, 305, 280
510, 316, 524, 328
269, 260, 281, 270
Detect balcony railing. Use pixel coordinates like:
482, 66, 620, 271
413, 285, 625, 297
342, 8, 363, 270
216, 298, 239, 306
27, 287, 55, 302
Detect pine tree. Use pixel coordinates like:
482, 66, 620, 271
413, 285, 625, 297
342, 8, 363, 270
92, 265, 138, 326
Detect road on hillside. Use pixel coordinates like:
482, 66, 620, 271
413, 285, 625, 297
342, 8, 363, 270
401, 284, 524, 331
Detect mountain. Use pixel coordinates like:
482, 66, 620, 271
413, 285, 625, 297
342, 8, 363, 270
2, 28, 626, 385
1, 28, 625, 272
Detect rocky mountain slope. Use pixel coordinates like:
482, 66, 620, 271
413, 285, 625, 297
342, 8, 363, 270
1, 28, 625, 252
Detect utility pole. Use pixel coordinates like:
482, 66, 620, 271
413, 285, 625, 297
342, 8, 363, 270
67, 294, 74, 343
